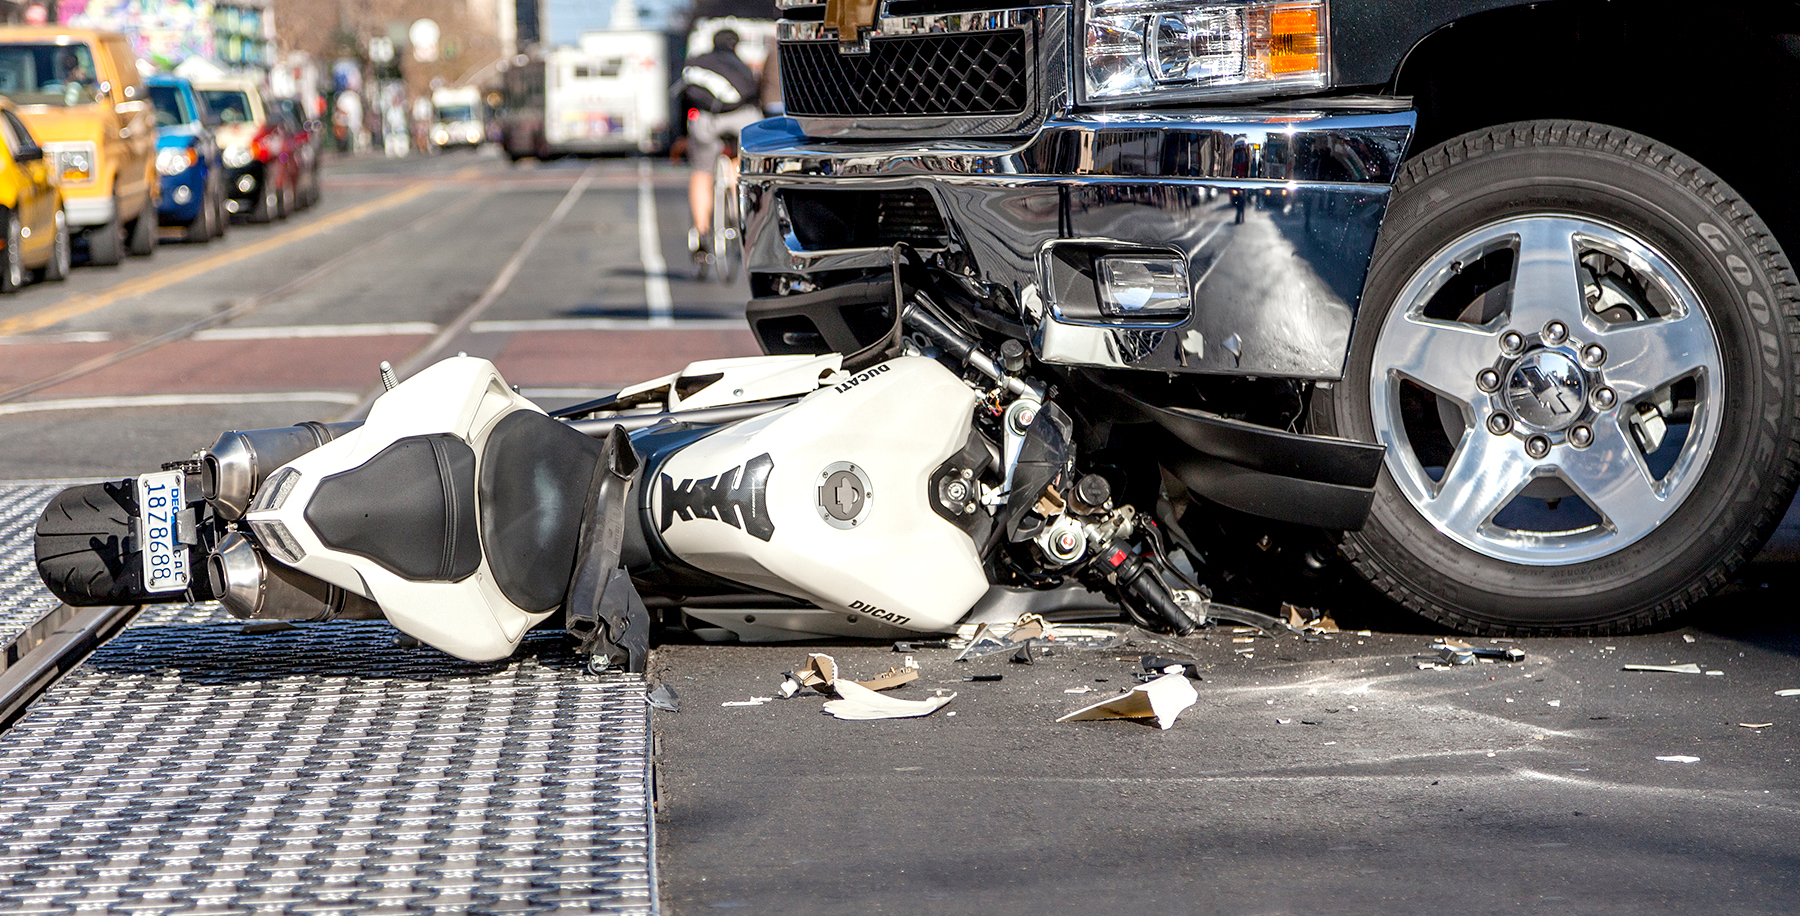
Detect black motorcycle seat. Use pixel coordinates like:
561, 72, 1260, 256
306, 434, 482, 582
477, 410, 606, 612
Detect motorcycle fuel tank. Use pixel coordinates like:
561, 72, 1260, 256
651, 357, 987, 632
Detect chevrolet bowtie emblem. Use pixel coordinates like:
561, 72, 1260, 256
824, 0, 880, 51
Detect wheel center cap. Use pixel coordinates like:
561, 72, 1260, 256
1505, 350, 1587, 431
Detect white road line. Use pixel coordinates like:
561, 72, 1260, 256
389, 165, 598, 382
0, 391, 360, 416
0, 331, 114, 345
468, 318, 746, 333
191, 322, 440, 341
638, 159, 674, 327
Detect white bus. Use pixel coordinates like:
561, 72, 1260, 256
541, 30, 671, 156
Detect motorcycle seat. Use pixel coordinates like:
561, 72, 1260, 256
476, 410, 607, 612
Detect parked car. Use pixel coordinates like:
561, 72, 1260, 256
192, 78, 294, 223
0, 97, 67, 290
0, 26, 156, 265
270, 96, 320, 209
146, 74, 226, 243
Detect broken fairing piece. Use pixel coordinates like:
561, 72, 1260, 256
780, 653, 840, 698
953, 615, 1130, 661
1204, 603, 1292, 636
821, 681, 954, 720
1622, 663, 1703, 674
1057, 673, 1198, 730
1283, 603, 1338, 634
855, 660, 920, 691
1140, 655, 1202, 680
645, 684, 680, 712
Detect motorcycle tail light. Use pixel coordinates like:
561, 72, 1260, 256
1096, 255, 1191, 320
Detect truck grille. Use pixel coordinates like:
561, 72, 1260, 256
780, 31, 1029, 117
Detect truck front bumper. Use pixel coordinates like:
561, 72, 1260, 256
740, 109, 1414, 380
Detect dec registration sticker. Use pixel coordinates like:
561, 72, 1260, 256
136, 471, 189, 594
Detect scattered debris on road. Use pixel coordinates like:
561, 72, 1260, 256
1057, 673, 1198, 730
722, 697, 774, 707
1623, 663, 1703, 674
779, 653, 919, 697
822, 681, 955, 720
646, 684, 680, 712
1777, 689, 1800, 697
1740, 723, 1773, 729
1416, 640, 1527, 668
1655, 755, 1701, 763
1283, 603, 1338, 634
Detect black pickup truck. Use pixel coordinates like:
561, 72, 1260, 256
736, 0, 1800, 634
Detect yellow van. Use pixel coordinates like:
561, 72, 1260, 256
0, 27, 156, 265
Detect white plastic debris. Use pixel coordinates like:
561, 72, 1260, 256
1621, 663, 1703, 674
1056, 673, 1198, 730
1682, 634, 1696, 643
1776, 689, 1800, 697
1655, 755, 1700, 764
722, 697, 774, 707
821, 681, 954, 720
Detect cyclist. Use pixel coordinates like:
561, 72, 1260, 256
675, 29, 761, 262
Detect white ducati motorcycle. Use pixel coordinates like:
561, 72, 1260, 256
36, 305, 1222, 673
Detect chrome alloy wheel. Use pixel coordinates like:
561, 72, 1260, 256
1370, 215, 1723, 566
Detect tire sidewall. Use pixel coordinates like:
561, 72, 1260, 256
1321, 121, 1797, 630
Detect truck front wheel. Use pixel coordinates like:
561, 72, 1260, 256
1314, 120, 1800, 634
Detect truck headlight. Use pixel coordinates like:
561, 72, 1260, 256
44, 143, 97, 184
1083, 0, 1328, 103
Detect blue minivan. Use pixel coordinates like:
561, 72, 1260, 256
146, 74, 226, 243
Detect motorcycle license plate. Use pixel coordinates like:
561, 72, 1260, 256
136, 471, 189, 594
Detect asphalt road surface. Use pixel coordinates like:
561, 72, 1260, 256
3, 150, 1798, 915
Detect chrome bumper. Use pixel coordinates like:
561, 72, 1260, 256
740, 108, 1415, 380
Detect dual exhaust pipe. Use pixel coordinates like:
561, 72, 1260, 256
196, 422, 375, 622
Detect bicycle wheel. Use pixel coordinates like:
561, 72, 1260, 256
712, 154, 739, 284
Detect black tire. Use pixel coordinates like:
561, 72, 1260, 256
0, 211, 22, 294
1314, 120, 1800, 635
86, 205, 124, 266
182, 192, 212, 243
249, 180, 276, 224
38, 209, 69, 282
35, 481, 151, 606
127, 204, 157, 257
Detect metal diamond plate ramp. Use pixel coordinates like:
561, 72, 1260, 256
0, 613, 657, 913
0, 482, 77, 649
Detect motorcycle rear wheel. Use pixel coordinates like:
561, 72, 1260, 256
35, 481, 155, 606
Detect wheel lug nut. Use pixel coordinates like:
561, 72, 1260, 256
1592, 387, 1616, 410
1487, 413, 1513, 436
1500, 331, 1525, 355
1525, 435, 1551, 459
1570, 425, 1593, 448
1477, 368, 1501, 392
1582, 343, 1606, 367
1543, 321, 1568, 344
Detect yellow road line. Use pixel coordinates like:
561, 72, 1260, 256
0, 182, 437, 338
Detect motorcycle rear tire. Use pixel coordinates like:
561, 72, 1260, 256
35, 481, 155, 606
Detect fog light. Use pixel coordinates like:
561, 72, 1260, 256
1096, 256, 1191, 319
237, 174, 256, 193
171, 185, 192, 205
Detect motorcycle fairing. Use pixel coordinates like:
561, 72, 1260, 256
243, 357, 552, 662
650, 356, 989, 633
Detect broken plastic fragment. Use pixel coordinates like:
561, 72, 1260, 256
1283, 603, 1338, 634
722, 697, 773, 707
1655, 755, 1700, 763
1776, 689, 1800, 697
821, 681, 954, 720
645, 684, 680, 712
1622, 663, 1703, 674
1740, 723, 1773, 729
1682, 634, 1696, 643
1064, 687, 1092, 695
1705, 670, 1724, 677
1057, 673, 1198, 730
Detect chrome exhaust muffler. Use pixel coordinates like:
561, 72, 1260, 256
199, 421, 360, 520
209, 533, 382, 621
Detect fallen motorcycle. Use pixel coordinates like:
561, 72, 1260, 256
36, 297, 1278, 673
